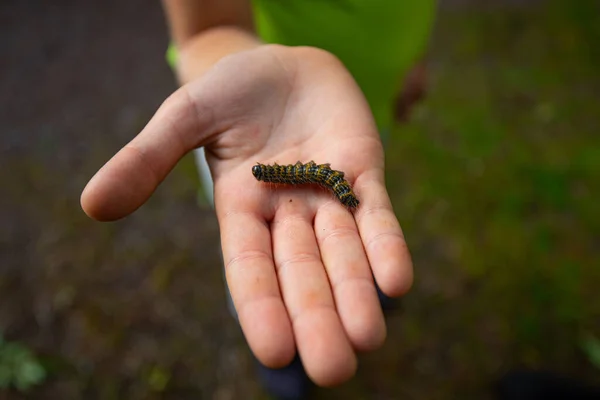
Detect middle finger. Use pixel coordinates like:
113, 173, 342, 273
272, 200, 357, 387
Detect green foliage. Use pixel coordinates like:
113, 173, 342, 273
384, 0, 600, 382
0, 335, 46, 392
146, 365, 171, 392
581, 333, 600, 371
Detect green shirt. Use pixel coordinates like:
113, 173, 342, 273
252, 0, 436, 131
167, 0, 436, 131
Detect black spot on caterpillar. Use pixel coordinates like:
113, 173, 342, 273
252, 161, 359, 209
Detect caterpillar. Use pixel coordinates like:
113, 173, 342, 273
252, 161, 359, 209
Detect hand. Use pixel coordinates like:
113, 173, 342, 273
81, 45, 413, 387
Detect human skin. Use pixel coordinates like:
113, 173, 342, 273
80, 0, 414, 388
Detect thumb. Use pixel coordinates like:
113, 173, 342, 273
81, 86, 215, 221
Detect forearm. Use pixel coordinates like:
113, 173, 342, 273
161, 0, 263, 84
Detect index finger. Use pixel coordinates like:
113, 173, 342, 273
219, 204, 296, 369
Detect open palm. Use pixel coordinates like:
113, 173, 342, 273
81, 45, 413, 387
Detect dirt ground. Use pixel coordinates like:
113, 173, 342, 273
1, 0, 599, 399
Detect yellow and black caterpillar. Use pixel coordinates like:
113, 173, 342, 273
252, 161, 359, 208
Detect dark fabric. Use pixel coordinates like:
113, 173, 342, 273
255, 354, 312, 400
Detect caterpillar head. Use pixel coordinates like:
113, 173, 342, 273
252, 164, 264, 181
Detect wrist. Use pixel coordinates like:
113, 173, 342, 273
174, 26, 262, 84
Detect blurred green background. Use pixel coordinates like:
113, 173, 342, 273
0, 0, 598, 398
